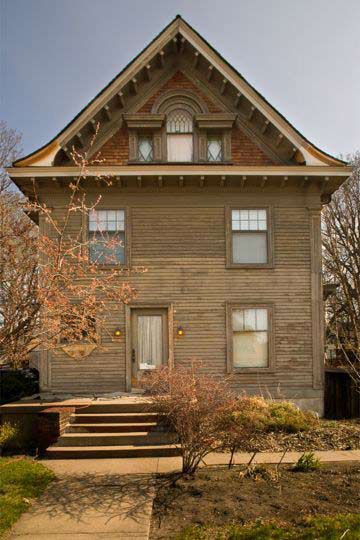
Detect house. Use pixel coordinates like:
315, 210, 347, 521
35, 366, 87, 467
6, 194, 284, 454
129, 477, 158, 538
8, 15, 351, 415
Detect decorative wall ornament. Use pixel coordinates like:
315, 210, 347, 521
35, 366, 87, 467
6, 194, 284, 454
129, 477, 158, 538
61, 343, 97, 359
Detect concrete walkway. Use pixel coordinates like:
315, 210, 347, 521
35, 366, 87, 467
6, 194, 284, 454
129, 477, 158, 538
7, 450, 360, 539
44, 449, 360, 476
8, 472, 155, 540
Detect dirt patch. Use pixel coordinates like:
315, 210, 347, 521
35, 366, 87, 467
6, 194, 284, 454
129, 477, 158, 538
150, 463, 360, 539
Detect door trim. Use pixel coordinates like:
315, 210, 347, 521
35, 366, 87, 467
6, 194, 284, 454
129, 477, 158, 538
125, 302, 174, 392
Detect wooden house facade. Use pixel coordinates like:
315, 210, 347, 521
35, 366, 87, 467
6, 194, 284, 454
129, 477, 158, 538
8, 16, 351, 414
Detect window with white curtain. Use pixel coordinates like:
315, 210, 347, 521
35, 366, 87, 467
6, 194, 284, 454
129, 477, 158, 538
138, 315, 163, 369
166, 109, 193, 162
89, 209, 125, 264
231, 209, 268, 264
232, 307, 269, 368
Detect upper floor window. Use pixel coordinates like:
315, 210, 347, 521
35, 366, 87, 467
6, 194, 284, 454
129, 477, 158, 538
166, 109, 193, 162
89, 209, 125, 265
138, 136, 153, 162
226, 208, 273, 267
207, 135, 223, 162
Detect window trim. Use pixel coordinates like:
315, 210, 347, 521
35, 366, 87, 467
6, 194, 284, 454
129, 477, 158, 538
226, 302, 275, 373
85, 207, 131, 268
225, 205, 274, 269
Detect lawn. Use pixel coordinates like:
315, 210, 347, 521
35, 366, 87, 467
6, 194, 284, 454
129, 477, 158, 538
0, 457, 55, 537
150, 463, 360, 539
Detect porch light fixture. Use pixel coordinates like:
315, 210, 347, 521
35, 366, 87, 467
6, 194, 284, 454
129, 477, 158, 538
177, 326, 184, 337
114, 328, 122, 337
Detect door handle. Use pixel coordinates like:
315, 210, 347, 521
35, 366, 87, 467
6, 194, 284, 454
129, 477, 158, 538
132, 349, 136, 363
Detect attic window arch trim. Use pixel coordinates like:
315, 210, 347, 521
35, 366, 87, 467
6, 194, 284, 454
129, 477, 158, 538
151, 89, 208, 115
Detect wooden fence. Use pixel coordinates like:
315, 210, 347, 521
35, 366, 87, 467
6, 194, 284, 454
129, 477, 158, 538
324, 368, 360, 419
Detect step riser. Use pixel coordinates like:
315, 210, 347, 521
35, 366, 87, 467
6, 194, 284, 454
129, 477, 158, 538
76, 403, 152, 413
45, 447, 181, 459
56, 434, 176, 447
66, 424, 159, 434
72, 414, 159, 424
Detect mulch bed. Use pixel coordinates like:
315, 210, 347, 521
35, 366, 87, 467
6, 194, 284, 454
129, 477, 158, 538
150, 462, 360, 539
254, 419, 360, 452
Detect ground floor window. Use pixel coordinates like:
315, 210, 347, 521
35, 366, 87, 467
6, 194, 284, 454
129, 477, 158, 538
227, 303, 274, 371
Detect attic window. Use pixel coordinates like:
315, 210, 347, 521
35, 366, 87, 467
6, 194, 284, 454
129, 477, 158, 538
167, 109, 193, 162
138, 136, 153, 162
207, 135, 223, 162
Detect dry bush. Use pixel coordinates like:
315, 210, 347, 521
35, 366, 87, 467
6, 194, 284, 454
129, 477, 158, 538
142, 364, 236, 474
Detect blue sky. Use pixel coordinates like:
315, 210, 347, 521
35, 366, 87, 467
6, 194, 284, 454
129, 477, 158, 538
1, 0, 359, 158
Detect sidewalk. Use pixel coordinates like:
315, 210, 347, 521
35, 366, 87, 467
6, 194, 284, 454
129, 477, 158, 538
8, 472, 155, 540
44, 449, 360, 476
7, 450, 360, 540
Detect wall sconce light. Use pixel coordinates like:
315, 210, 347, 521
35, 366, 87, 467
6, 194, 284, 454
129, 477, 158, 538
114, 328, 122, 338
177, 326, 184, 337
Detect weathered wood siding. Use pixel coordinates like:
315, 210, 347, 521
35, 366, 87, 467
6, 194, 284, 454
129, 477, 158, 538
38, 181, 324, 411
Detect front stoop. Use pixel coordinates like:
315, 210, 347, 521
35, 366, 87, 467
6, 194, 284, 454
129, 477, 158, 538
45, 400, 180, 459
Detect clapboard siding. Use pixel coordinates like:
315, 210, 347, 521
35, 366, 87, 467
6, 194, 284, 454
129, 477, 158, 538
39, 183, 323, 406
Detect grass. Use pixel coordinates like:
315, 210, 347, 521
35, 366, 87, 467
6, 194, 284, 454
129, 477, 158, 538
176, 514, 360, 539
0, 457, 55, 537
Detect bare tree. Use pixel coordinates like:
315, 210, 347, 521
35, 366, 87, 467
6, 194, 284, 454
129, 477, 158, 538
0, 128, 145, 367
0, 120, 22, 192
322, 152, 360, 385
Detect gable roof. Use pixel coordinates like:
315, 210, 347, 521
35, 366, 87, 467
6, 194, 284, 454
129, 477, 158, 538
14, 14, 346, 167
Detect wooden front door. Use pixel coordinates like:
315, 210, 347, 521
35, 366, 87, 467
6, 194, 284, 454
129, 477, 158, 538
131, 308, 168, 389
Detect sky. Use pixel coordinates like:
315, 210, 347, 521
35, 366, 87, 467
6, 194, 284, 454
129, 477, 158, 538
1, 0, 359, 160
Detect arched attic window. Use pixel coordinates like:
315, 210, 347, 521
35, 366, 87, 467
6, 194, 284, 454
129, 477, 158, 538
166, 109, 194, 162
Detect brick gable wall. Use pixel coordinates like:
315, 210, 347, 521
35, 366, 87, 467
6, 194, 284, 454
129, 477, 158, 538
99, 71, 275, 165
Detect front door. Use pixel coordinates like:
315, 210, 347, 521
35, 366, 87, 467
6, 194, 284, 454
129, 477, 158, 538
131, 308, 168, 389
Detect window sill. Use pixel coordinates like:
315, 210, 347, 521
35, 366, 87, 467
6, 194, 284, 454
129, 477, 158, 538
88, 263, 129, 271
127, 160, 234, 165
226, 263, 275, 269
231, 367, 275, 374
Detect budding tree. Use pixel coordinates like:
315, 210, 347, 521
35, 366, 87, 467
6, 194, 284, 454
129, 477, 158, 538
0, 125, 144, 367
322, 152, 360, 385
0, 120, 22, 193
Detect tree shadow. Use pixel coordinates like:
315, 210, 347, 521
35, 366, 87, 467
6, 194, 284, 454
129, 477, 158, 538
30, 472, 157, 525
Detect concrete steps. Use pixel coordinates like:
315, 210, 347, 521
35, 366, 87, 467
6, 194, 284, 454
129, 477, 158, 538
73, 412, 159, 424
45, 444, 181, 459
45, 400, 179, 459
55, 432, 176, 447
66, 422, 159, 433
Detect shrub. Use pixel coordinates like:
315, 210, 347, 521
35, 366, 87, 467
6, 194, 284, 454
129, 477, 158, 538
142, 364, 236, 474
292, 451, 321, 472
0, 422, 19, 450
0, 368, 39, 404
267, 401, 318, 433
220, 397, 319, 469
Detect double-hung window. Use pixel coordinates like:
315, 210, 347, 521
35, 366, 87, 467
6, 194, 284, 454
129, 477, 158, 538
227, 208, 272, 267
227, 304, 274, 371
89, 209, 126, 265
